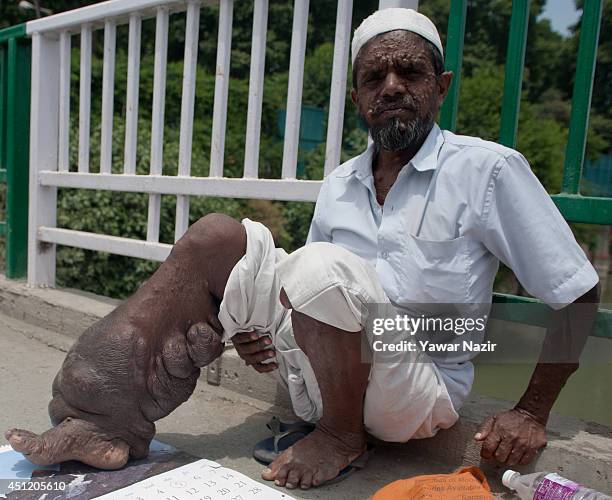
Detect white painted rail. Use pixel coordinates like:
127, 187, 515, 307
78, 24, 92, 173
175, 0, 201, 241
324, 0, 353, 176
58, 31, 71, 172
100, 20, 117, 174
147, 7, 169, 243
124, 13, 142, 175
281, 0, 309, 179
209, 0, 233, 178
243, 0, 268, 179
25, 0, 403, 287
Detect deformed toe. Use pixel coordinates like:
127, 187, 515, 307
5, 428, 40, 455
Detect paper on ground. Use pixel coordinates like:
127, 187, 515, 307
94, 458, 295, 500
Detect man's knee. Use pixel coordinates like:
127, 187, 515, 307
278, 242, 387, 333
176, 213, 246, 256
170, 213, 246, 299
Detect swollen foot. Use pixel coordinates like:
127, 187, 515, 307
261, 426, 366, 490
5, 417, 130, 470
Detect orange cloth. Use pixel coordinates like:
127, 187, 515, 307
372, 466, 493, 500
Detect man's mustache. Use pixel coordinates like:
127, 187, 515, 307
372, 98, 416, 117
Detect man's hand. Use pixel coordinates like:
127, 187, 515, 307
474, 408, 547, 466
232, 331, 278, 373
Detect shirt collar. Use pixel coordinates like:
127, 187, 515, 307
343, 123, 444, 179
409, 123, 444, 172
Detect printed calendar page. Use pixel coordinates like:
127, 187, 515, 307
95, 458, 295, 500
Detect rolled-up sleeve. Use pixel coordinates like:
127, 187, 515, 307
480, 153, 599, 309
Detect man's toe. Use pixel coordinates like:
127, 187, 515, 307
273, 464, 290, 486
299, 471, 313, 490
285, 467, 302, 489
261, 467, 275, 481
312, 467, 333, 487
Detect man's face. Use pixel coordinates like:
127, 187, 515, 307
351, 30, 451, 152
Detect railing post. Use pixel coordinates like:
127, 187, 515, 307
498, 0, 530, 148
0, 24, 30, 279
562, 0, 603, 194
5, 31, 31, 279
209, 0, 234, 178
439, 0, 467, 132
243, 0, 269, 179
0, 43, 7, 241
281, 0, 309, 179
28, 32, 59, 287
324, 0, 353, 176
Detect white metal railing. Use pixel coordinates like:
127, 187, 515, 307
26, 0, 416, 287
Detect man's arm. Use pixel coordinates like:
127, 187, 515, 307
475, 283, 600, 465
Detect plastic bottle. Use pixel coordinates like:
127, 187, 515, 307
502, 470, 612, 499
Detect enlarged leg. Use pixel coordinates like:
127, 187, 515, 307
262, 290, 370, 489
5, 213, 247, 469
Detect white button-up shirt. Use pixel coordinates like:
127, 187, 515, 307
307, 123, 599, 409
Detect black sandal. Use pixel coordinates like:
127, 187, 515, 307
252, 416, 315, 465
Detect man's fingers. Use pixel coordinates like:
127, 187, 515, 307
232, 331, 259, 344
231, 332, 276, 372
507, 445, 526, 466
493, 438, 514, 463
244, 349, 276, 366
480, 426, 502, 460
252, 362, 278, 373
236, 337, 273, 356
519, 448, 539, 465
474, 416, 495, 441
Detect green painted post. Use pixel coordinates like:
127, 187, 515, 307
561, 0, 603, 195
439, 0, 467, 132
0, 24, 29, 279
5, 34, 30, 278
0, 46, 6, 170
551, 194, 612, 225
498, 0, 530, 148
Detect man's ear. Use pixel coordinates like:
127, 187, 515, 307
437, 71, 453, 105
351, 88, 358, 107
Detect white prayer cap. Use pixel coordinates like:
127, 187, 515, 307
351, 8, 443, 65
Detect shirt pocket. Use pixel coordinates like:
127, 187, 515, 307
395, 234, 471, 304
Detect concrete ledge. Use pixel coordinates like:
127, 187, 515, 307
0, 275, 118, 339
1, 275, 610, 494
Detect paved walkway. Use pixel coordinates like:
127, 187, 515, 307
0, 312, 509, 499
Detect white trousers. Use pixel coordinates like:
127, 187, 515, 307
219, 219, 459, 442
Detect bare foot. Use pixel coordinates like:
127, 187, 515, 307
5, 417, 129, 470
261, 426, 366, 490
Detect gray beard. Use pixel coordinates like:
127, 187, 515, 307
369, 116, 430, 152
